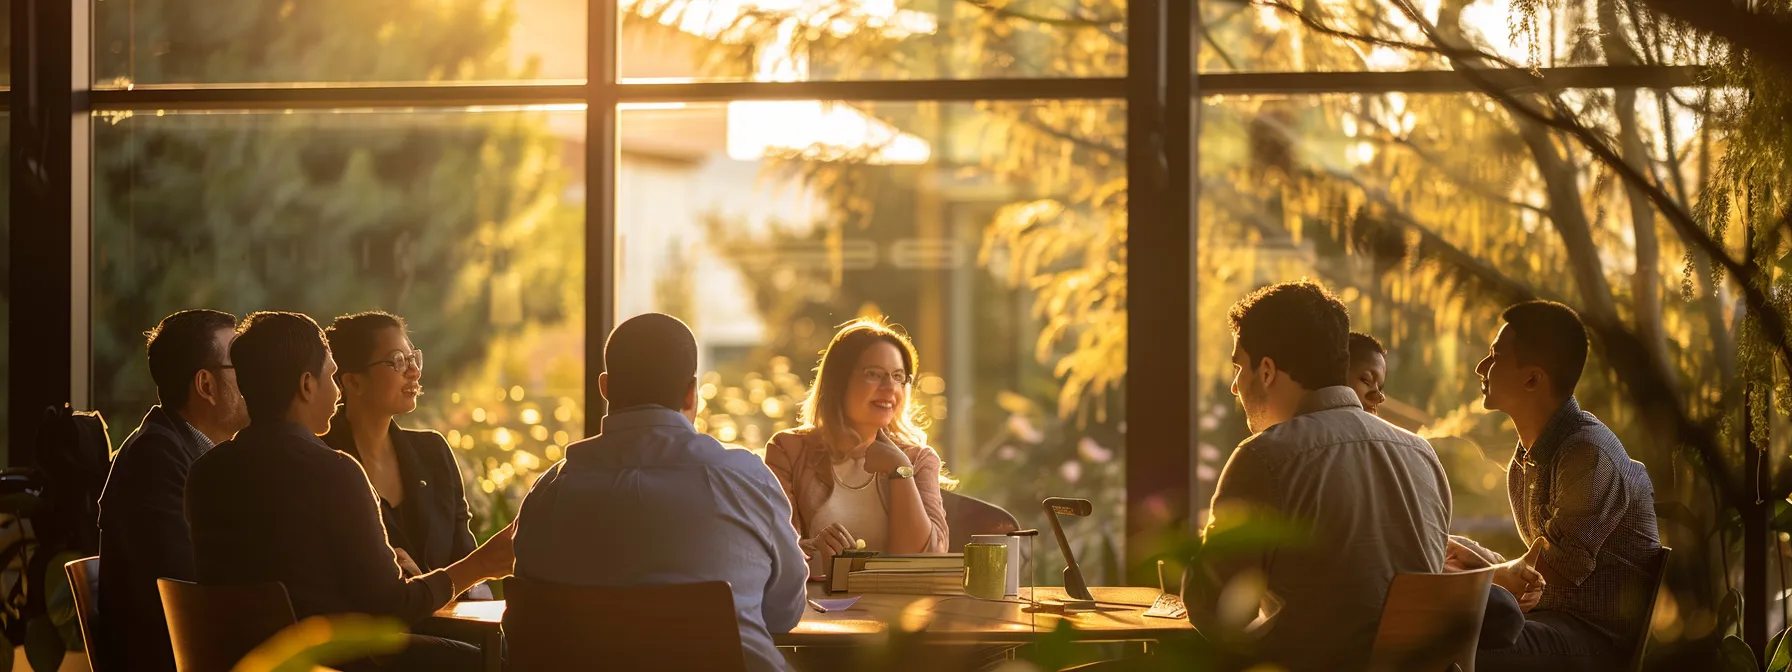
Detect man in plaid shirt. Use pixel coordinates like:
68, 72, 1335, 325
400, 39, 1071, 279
1450, 301, 1662, 671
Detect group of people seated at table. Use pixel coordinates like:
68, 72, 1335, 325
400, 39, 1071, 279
93, 308, 945, 672
88, 277, 1659, 672
1193, 280, 1661, 672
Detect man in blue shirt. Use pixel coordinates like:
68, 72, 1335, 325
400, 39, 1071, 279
511, 313, 809, 672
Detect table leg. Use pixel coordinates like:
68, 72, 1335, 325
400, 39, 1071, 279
482, 629, 503, 672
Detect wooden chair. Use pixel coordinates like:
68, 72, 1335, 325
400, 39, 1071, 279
1626, 546, 1672, 672
1368, 567, 1494, 672
64, 557, 104, 670
158, 578, 298, 672
503, 578, 746, 672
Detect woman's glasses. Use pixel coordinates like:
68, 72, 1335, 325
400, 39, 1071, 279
859, 367, 910, 387
366, 349, 424, 373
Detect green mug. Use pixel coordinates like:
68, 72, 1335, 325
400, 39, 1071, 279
964, 543, 1008, 600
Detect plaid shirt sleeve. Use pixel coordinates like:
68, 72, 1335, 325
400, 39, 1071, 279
1537, 440, 1628, 587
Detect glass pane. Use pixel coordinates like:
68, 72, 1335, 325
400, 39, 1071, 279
621, 0, 1125, 82
93, 0, 585, 87
619, 100, 1127, 582
1199, 0, 1717, 73
1, 0, 11, 86
92, 108, 586, 534
1, 112, 8, 453
1195, 91, 1717, 556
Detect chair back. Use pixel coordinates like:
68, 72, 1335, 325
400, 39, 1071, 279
64, 557, 104, 670
1368, 567, 1494, 672
1627, 546, 1672, 672
504, 578, 745, 672
158, 578, 298, 672
942, 490, 1031, 564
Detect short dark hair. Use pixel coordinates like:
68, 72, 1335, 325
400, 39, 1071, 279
1348, 332, 1386, 365
145, 310, 238, 411
1228, 281, 1350, 389
232, 312, 331, 424
325, 311, 407, 383
603, 313, 698, 410
1500, 300, 1588, 398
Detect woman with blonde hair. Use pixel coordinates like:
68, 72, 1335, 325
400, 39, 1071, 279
764, 318, 950, 575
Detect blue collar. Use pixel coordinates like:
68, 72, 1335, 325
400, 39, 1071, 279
599, 405, 696, 433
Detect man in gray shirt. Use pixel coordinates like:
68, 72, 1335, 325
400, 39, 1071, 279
1190, 281, 1452, 671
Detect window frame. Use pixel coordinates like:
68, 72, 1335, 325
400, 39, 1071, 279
5, 0, 1697, 586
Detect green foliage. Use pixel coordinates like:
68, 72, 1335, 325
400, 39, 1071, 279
230, 615, 409, 672
1722, 634, 1758, 672
87, 0, 583, 534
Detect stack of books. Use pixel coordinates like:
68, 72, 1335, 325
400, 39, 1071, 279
826, 553, 966, 596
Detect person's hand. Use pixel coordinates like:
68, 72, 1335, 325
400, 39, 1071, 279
798, 538, 817, 561
858, 432, 913, 476
1491, 558, 1544, 603
393, 548, 423, 577
1445, 538, 1490, 572
472, 520, 518, 580
1516, 584, 1544, 612
810, 523, 858, 569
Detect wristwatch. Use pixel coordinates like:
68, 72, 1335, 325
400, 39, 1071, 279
890, 465, 915, 480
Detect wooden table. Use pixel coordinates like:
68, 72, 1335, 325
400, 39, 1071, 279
428, 584, 1192, 671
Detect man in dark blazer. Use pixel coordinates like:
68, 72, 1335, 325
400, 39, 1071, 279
96, 309, 248, 672
184, 311, 516, 672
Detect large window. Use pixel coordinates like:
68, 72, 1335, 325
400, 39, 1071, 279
618, 99, 1127, 580
10, 4, 1771, 654
92, 108, 587, 529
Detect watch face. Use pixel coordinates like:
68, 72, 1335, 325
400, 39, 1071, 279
895, 465, 915, 479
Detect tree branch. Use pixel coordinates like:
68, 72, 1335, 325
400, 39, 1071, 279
1393, 0, 1777, 508
959, 0, 1124, 28
1638, 0, 1792, 74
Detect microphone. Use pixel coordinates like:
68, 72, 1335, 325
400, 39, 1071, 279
1042, 497, 1094, 603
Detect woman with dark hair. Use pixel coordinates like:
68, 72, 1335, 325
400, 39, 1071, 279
322, 311, 489, 598
1348, 331, 1388, 416
764, 318, 950, 575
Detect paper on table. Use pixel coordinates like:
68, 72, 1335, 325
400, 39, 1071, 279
812, 597, 862, 612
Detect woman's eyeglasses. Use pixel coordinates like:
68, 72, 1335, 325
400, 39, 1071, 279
367, 350, 424, 373
859, 367, 910, 387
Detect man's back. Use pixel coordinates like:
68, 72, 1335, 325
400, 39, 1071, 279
185, 421, 451, 623
513, 406, 808, 672
1205, 387, 1451, 671
96, 406, 209, 672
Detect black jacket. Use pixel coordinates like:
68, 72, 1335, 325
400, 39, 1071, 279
321, 408, 477, 573
95, 406, 208, 672
185, 421, 454, 623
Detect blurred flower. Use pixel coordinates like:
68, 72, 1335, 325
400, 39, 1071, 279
1007, 414, 1044, 444
1077, 437, 1113, 463
1059, 460, 1082, 483
996, 445, 1021, 461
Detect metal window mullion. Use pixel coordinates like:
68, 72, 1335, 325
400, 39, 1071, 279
585, 0, 618, 436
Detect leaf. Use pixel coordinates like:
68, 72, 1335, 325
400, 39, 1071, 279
230, 615, 409, 672
1769, 624, 1792, 672
1721, 589, 1744, 636
1723, 635, 1758, 672
24, 616, 65, 672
